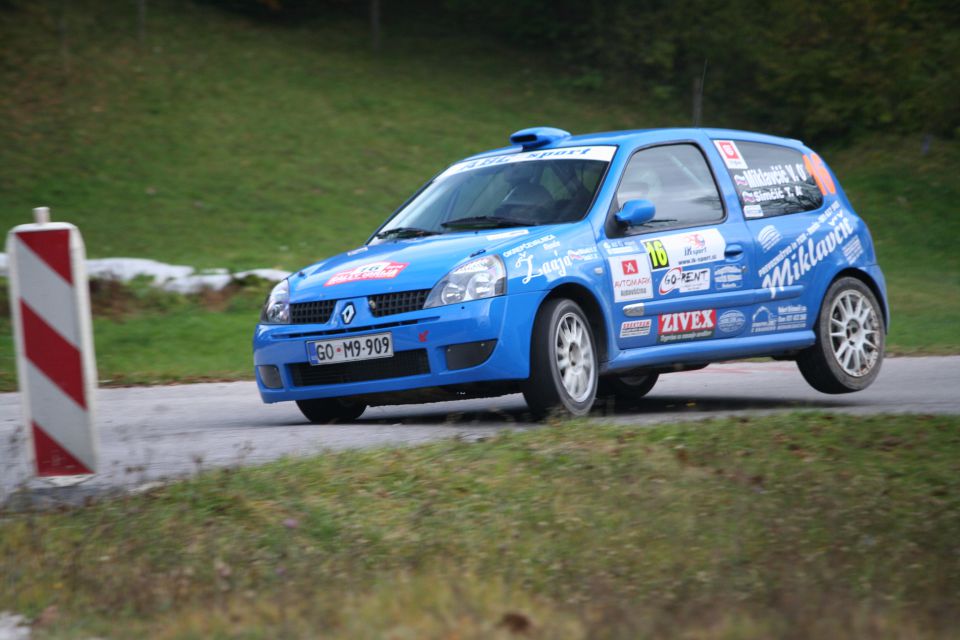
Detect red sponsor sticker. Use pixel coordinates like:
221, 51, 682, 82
621, 259, 639, 275
658, 309, 717, 334
325, 261, 409, 286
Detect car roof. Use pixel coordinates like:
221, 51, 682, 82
460, 127, 806, 162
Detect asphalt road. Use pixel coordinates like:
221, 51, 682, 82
2, 356, 958, 504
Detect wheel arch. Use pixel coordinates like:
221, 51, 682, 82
542, 283, 610, 363
828, 268, 889, 332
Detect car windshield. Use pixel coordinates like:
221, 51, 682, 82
372, 146, 614, 241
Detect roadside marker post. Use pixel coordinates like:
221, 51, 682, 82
6, 207, 98, 481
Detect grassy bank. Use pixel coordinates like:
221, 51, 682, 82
2, 413, 958, 638
0, 0, 956, 391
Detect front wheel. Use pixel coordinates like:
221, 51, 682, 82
522, 298, 598, 418
797, 277, 885, 394
296, 397, 367, 424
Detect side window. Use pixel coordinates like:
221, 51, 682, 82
715, 140, 823, 218
615, 144, 724, 230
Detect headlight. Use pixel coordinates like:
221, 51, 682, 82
424, 255, 506, 308
261, 279, 291, 324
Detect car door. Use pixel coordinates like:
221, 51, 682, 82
599, 140, 754, 351
709, 138, 831, 337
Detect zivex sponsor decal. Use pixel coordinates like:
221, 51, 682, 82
759, 202, 854, 297
657, 310, 716, 343
645, 228, 726, 269
658, 266, 710, 295
714, 140, 748, 170
609, 255, 653, 302
325, 261, 408, 286
713, 264, 743, 290
619, 319, 652, 339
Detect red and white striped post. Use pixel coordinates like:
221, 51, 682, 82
6, 207, 98, 480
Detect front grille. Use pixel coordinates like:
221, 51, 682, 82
290, 300, 336, 324
288, 349, 430, 386
368, 290, 430, 317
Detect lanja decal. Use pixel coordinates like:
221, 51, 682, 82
325, 261, 408, 286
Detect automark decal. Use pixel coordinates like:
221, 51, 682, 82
609, 255, 654, 302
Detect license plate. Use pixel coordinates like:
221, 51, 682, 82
306, 332, 393, 366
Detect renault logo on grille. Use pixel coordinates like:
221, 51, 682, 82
340, 302, 356, 325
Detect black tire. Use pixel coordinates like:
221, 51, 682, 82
797, 276, 885, 394
522, 298, 599, 419
597, 372, 660, 409
296, 397, 367, 423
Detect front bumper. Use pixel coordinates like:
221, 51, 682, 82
253, 291, 542, 403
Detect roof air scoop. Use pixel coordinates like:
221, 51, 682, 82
509, 127, 572, 150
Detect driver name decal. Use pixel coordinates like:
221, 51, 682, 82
325, 261, 408, 286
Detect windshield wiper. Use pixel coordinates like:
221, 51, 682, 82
441, 215, 537, 229
375, 226, 441, 239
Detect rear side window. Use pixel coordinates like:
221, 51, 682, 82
714, 141, 823, 218
614, 144, 724, 230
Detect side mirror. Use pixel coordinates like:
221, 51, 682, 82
615, 199, 656, 227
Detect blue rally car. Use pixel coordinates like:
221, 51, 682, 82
254, 127, 888, 421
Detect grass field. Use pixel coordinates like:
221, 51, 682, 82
0, 0, 957, 389
2, 413, 958, 638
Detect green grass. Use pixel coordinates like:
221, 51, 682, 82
2, 413, 958, 638
0, 0, 956, 390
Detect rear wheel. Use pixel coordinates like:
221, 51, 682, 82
797, 277, 884, 394
296, 397, 367, 423
598, 372, 659, 409
522, 298, 598, 418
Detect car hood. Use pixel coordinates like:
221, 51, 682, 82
289, 229, 545, 301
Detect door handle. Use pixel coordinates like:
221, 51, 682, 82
725, 243, 744, 259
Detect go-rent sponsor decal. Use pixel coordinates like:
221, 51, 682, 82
759, 202, 854, 297
714, 264, 743, 290
325, 261, 408, 286
657, 310, 716, 343
438, 146, 616, 179
658, 266, 710, 295
609, 255, 653, 302
619, 319, 652, 338
644, 228, 725, 270
717, 310, 746, 335
714, 140, 748, 170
